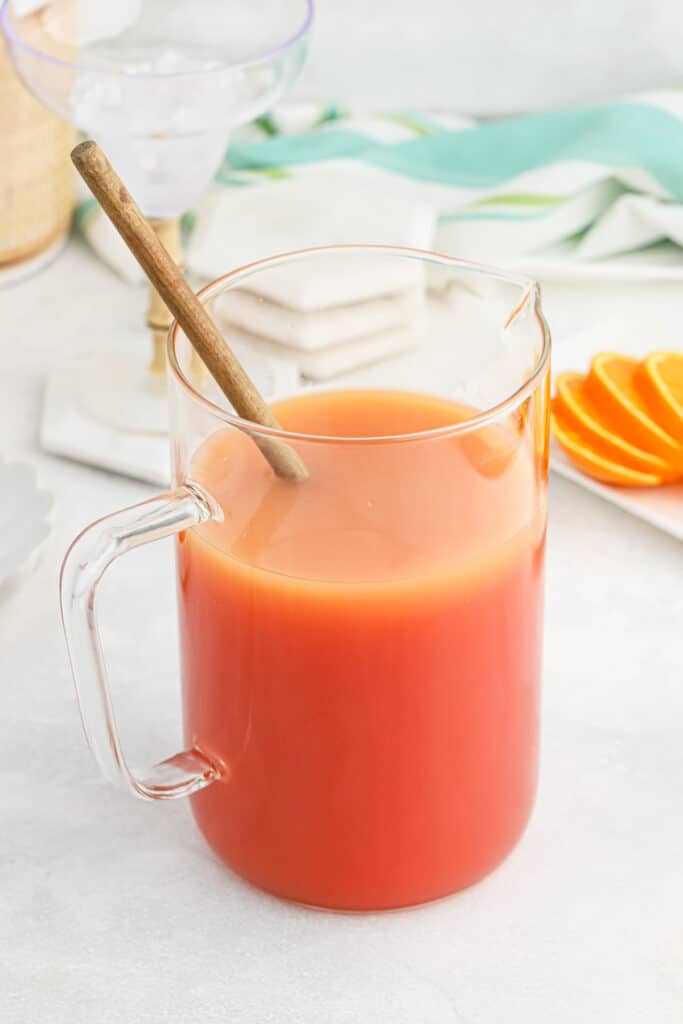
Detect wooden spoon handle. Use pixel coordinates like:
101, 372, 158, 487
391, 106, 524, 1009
71, 140, 308, 483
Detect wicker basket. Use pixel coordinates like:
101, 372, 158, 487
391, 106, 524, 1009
0, 31, 75, 267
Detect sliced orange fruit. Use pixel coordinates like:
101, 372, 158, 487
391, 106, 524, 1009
635, 351, 683, 444
584, 352, 683, 470
551, 403, 665, 487
554, 371, 680, 480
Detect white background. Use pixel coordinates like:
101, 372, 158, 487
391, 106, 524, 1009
296, 1, 683, 114
2, 4, 683, 1020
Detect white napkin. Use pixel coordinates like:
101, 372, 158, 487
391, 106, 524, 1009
574, 193, 683, 261
80, 97, 683, 284
188, 173, 435, 292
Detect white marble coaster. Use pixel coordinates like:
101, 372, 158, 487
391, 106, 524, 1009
41, 368, 171, 486
40, 346, 301, 486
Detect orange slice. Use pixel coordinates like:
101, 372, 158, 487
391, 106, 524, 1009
584, 352, 683, 470
555, 371, 679, 480
551, 403, 665, 487
635, 351, 683, 443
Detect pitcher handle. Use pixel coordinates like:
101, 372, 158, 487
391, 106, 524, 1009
59, 484, 219, 801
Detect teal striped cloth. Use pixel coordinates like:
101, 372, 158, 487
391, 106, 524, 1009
78, 96, 683, 282
229, 102, 683, 196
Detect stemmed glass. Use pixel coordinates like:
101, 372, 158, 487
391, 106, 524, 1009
1, 0, 313, 432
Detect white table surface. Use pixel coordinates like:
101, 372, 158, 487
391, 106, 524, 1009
1, 239, 682, 1023
298, 1, 683, 115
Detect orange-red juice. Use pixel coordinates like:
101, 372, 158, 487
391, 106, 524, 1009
177, 389, 545, 910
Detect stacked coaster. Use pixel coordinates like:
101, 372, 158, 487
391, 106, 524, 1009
214, 260, 426, 380
189, 174, 434, 380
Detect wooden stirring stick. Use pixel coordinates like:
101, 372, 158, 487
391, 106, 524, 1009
71, 140, 308, 483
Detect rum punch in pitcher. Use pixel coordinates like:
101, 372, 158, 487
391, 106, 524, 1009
61, 247, 550, 911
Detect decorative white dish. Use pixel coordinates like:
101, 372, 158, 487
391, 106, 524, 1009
0, 235, 68, 290
0, 459, 54, 595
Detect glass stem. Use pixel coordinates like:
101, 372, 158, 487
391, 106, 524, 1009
146, 216, 183, 377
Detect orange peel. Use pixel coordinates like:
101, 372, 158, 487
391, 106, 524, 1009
635, 351, 683, 444
584, 352, 683, 470
551, 402, 666, 488
555, 371, 679, 480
